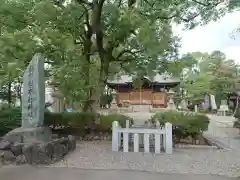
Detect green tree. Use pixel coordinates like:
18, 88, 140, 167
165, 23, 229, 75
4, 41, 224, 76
179, 51, 240, 106
0, 0, 237, 112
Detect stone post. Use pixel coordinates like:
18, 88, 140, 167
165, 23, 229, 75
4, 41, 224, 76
112, 121, 119, 151
165, 122, 172, 154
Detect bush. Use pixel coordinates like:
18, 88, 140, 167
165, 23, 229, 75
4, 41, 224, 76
0, 107, 131, 138
233, 107, 240, 129
99, 113, 132, 132
44, 112, 99, 128
234, 107, 240, 119
0, 107, 53, 136
100, 94, 113, 108
45, 112, 132, 136
234, 120, 240, 128
150, 110, 209, 144
0, 107, 21, 136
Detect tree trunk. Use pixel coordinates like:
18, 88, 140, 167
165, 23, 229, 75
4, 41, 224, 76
17, 77, 22, 107
83, 59, 110, 112
81, 10, 93, 112
7, 79, 12, 108
82, 0, 109, 112
82, 54, 92, 112
18, 84, 22, 106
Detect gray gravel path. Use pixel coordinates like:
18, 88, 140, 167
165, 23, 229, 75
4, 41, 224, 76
50, 141, 240, 178
0, 165, 237, 180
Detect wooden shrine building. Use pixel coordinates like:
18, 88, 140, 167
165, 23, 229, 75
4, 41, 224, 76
107, 74, 180, 108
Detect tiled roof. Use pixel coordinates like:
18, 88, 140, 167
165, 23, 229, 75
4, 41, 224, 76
107, 74, 180, 84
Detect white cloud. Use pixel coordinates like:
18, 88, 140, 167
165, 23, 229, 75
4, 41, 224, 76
174, 11, 240, 63
222, 45, 240, 62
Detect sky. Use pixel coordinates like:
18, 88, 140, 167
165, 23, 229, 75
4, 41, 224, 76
174, 11, 240, 63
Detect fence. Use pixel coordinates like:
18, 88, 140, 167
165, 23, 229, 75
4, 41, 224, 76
112, 121, 173, 154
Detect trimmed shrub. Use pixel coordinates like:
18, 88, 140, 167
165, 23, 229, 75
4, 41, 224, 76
234, 107, 240, 129
45, 112, 132, 136
0, 108, 131, 138
44, 112, 99, 128
234, 120, 240, 129
0, 107, 21, 136
150, 110, 209, 144
100, 94, 113, 108
99, 113, 132, 132
44, 112, 64, 127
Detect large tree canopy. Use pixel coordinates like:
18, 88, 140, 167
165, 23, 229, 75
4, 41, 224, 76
0, 0, 238, 110
172, 51, 240, 106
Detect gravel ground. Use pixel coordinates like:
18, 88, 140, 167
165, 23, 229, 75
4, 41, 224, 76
49, 141, 240, 178
0, 166, 236, 180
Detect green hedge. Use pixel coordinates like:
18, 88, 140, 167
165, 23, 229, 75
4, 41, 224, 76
0, 107, 21, 136
234, 120, 240, 129
234, 107, 240, 129
0, 108, 131, 136
150, 110, 210, 144
44, 112, 99, 127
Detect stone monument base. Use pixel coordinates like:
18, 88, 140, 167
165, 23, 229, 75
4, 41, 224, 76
2, 127, 52, 143
0, 127, 76, 165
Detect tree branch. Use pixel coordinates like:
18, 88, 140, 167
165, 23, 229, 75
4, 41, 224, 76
140, 0, 222, 22
115, 49, 142, 61
191, 0, 223, 7
92, 0, 106, 59
84, 8, 92, 36
74, 39, 84, 44
191, 0, 210, 6
75, 0, 93, 7
180, 13, 200, 22
140, 0, 222, 23
118, 0, 123, 7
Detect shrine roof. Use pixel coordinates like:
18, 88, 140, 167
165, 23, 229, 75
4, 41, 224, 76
107, 74, 180, 85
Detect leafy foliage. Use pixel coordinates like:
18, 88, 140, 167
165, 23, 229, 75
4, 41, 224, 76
0, 107, 130, 136
100, 94, 113, 107
0, 0, 237, 111
150, 110, 209, 144
0, 107, 21, 136
172, 51, 240, 106
99, 113, 131, 131
234, 107, 240, 129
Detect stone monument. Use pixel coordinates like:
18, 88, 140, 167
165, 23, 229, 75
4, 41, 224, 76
20, 53, 51, 142
22, 53, 45, 128
194, 105, 198, 113
210, 94, 217, 110
2, 54, 51, 143
0, 54, 76, 165
203, 94, 210, 110
217, 99, 229, 116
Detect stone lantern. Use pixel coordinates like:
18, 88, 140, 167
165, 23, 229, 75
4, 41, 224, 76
167, 89, 176, 110
48, 85, 65, 112
167, 89, 175, 98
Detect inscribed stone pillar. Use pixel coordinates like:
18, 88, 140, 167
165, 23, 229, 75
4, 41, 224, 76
210, 94, 217, 110
21, 53, 45, 128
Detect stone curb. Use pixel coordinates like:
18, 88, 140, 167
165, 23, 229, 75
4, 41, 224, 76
174, 144, 219, 149
203, 135, 232, 150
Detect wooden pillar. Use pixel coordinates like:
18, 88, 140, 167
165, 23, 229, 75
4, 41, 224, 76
116, 85, 119, 105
